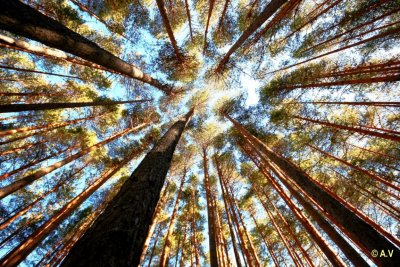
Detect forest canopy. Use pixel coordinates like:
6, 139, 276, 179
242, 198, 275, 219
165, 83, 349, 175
0, 0, 399, 266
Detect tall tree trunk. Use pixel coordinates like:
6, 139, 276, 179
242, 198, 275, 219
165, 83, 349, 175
0, 0, 173, 95
214, 156, 243, 267
293, 115, 400, 142
160, 170, 187, 267
309, 144, 400, 191
298, 101, 400, 107
217, 0, 230, 31
0, 144, 76, 181
138, 181, 171, 264
0, 113, 104, 137
147, 224, 162, 267
228, 186, 261, 267
0, 64, 81, 79
0, 123, 148, 199
179, 225, 188, 267
60, 108, 194, 267
202, 147, 219, 267
184, 0, 194, 42
191, 190, 200, 267
0, 34, 114, 73
268, 26, 400, 74
155, 0, 183, 59
283, 0, 343, 41
303, 7, 400, 53
221, 175, 253, 266
0, 161, 88, 231
249, 213, 280, 267
216, 0, 288, 71
0, 142, 39, 156
203, 0, 215, 53
0, 99, 149, 113
224, 112, 400, 266
0, 152, 137, 267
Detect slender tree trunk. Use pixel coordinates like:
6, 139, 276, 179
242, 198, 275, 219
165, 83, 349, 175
191, 190, 200, 267
179, 225, 188, 267
268, 26, 400, 74
228, 186, 261, 267
203, 0, 215, 53
214, 156, 243, 267
0, 152, 137, 267
175, 232, 182, 267
202, 147, 219, 267
155, 0, 183, 59
298, 101, 400, 107
0, 64, 80, 79
283, 0, 343, 41
160, 170, 187, 267
184, 0, 194, 42
347, 143, 400, 161
250, 0, 301, 45
293, 115, 400, 142
249, 213, 280, 267
0, 113, 104, 137
60, 109, 194, 267
0, 144, 76, 181
0, 124, 147, 199
0, 99, 149, 113
138, 181, 171, 264
309, 144, 400, 191
0, 142, 39, 156
303, 7, 400, 53
0, 0, 173, 95
217, 0, 230, 31
216, 0, 288, 71
224, 113, 399, 266
0, 218, 33, 249
221, 176, 253, 266
147, 224, 162, 267
0, 161, 87, 231
283, 75, 400, 90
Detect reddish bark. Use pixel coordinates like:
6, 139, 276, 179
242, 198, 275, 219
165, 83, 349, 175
293, 115, 400, 142
0, 124, 148, 199
203, 0, 215, 53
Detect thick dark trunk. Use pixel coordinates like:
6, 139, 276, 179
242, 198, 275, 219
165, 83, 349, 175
216, 0, 288, 71
60, 109, 193, 267
0, 100, 149, 113
225, 112, 400, 266
0, 0, 173, 94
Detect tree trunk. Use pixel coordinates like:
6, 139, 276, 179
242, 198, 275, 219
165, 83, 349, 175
293, 115, 400, 142
217, 0, 230, 31
0, 123, 147, 199
184, 0, 194, 42
202, 147, 219, 267
138, 181, 171, 265
155, 0, 183, 59
268, 26, 400, 74
309, 144, 400, 191
60, 108, 193, 267
0, 152, 137, 267
299, 101, 400, 107
0, 99, 149, 113
0, 34, 114, 73
216, 0, 288, 71
147, 224, 162, 267
228, 186, 261, 267
203, 0, 215, 53
0, 0, 173, 95
225, 112, 400, 266
191, 190, 200, 267
0, 113, 104, 137
160, 170, 187, 267
214, 156, 243, 267
249, 213, 280, 267
0, 142, 38, 156
0, 64, 80, 79
0, 161, 87, 231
